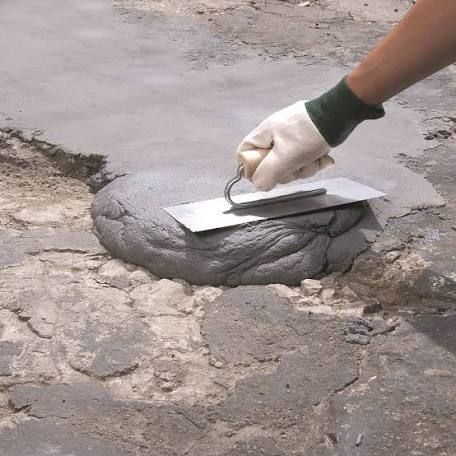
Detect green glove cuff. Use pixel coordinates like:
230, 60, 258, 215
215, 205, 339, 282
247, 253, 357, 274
305, 77, 385, 147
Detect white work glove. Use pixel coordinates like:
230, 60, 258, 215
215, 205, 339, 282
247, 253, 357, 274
236, 78, 386, 192
236, 101, 333, 191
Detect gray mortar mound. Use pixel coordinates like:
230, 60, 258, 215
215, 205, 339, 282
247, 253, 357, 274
92, 170, 369, 286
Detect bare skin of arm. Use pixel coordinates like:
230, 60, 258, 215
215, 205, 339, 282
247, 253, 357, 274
347, 0, 456, 106
237, 1, 456, 190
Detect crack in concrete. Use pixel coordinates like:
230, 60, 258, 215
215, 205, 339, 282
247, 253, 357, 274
333, 374, 360, 395
68, 359, 141, 381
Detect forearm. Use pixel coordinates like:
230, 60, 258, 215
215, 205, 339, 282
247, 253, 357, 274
237, 1, 456, 189
347, 0, 456, 105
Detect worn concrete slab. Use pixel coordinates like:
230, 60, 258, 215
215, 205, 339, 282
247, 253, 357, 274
201, 286, 355, 365
328, 316, 456, 455
0, 232, 33, 266
0, 341, 23, 376
1, 279, 456, 455
7, 382, 208, 456
1, 287, 360, 455
1, 416, 129, 456
64, 318, 152, 379
203, 287, 360, 431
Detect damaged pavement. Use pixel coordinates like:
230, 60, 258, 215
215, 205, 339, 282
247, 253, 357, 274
1, 0, 456, 455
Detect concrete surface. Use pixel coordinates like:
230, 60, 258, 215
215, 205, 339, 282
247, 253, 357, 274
0, 0, 443, 285
329, 314, 456, 455
0, 0, 434, 193
2, 278, 455, 455
1, 0, 456, 454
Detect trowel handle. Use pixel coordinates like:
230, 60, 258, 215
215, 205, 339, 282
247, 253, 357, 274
238, 149, 270, 179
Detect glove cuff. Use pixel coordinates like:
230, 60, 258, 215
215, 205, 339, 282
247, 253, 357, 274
305, 77, 385, 147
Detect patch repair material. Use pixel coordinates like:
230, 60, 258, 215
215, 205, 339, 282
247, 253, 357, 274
92, 172, 377, 286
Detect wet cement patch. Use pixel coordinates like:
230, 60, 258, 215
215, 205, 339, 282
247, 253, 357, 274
92, 171, 368, 285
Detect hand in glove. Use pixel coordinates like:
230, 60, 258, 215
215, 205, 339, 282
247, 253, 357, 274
236, 78, 385, 191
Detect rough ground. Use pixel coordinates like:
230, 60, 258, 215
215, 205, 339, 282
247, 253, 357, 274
1, 0, 456, 454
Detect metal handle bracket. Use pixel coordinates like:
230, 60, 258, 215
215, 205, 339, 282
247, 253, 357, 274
224, 165, 327, 210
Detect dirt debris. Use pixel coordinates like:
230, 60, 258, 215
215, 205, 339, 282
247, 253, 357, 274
0, 131, 93, 232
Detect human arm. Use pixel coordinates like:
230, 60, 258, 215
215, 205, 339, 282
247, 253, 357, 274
238, 0, 456, 191
348, 0, 456, 105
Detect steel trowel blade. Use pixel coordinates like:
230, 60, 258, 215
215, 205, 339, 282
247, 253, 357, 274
164, 177, 385, 233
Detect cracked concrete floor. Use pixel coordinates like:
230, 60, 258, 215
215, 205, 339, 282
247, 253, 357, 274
1, 0, 456, 454
1, 130, 456, 454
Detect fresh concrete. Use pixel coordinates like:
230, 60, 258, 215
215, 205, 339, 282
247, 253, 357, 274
92, 171, 369, 285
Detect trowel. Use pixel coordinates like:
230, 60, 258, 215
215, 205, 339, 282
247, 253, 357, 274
165, 150, 385, 232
